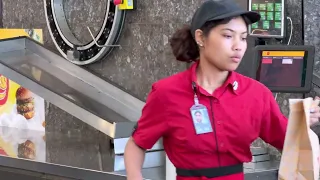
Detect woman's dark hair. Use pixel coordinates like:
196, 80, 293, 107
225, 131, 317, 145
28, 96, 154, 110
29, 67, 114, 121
169, 16, 250, 62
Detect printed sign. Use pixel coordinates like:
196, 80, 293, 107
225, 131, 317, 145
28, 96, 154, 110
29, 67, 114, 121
0, 29, 45, 161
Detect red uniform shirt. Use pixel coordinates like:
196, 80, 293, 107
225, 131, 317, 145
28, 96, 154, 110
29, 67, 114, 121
132, 61, 288, 180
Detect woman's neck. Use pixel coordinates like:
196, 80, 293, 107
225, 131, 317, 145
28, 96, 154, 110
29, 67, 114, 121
196, 59, 229, 94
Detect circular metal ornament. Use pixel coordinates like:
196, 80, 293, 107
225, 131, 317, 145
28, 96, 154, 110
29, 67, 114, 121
44, 0, 126, 65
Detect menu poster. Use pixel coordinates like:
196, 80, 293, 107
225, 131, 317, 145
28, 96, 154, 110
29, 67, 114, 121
0, 29, 45, 132
0, 29, 45, 162
0, 126, 45, 162
250, 0, 283, 37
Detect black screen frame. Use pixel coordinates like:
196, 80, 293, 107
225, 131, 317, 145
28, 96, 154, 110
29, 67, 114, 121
253, 45, 315, 93
248, 0, 286, 39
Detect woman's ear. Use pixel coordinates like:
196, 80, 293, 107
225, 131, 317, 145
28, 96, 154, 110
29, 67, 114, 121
194, 29, 204, 47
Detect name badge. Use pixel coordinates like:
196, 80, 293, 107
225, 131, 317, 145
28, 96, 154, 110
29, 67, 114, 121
190, 103, 213, 135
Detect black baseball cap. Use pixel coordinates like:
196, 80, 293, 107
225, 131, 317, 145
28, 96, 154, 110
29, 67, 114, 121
191, 0, 261, 37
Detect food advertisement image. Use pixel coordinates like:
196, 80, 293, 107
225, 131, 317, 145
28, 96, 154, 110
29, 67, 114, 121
0, 29, 45, 162
0, 84, 45, 131
0, 126, 45, 162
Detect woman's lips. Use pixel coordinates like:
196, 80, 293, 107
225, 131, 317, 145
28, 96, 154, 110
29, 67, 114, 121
231, 57, 241, 63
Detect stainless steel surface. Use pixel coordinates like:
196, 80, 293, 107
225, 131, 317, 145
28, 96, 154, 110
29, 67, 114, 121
0, 125, 163, 179
244, 161, 279, 180
51, 0, 82, 46
252, 154, 271, 163
0, 160, 279, 180
0, 37, 148, 139
251, 147, 268, 156
0, 167, 46, 180
244, 161, 279, 173
251, 147, 270, 163
114, 151, 165, 171
0, 37, 164, 173
0, 156, 128, 180
0, 125, 279, 180
113, 137, 163, 155
44, 0, 126, 65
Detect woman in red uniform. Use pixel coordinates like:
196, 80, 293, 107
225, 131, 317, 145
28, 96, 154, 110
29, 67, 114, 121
124, 0, 320, 180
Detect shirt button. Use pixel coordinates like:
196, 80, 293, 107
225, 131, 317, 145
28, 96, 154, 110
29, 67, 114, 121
217, 121, 221, 125
220, 143, 224, 147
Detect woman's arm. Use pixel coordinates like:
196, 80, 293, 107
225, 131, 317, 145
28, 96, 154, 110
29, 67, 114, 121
124, 83, 169, 179
124, 138, 145, 180
259, 89, 288, 150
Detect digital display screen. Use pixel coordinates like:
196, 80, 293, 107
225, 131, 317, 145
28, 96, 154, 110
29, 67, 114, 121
256, 51, 308, 88
249, 0, 284, 38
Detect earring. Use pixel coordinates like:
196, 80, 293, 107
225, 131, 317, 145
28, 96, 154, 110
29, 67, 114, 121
197, 42, 203, 47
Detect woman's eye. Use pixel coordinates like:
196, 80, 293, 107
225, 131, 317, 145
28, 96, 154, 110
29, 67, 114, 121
223, 35, 232, 38
242, 37, 247, 40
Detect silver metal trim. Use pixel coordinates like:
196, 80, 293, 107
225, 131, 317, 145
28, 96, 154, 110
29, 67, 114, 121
0, 155, 128, 179
252, 154, 270, 163
0, 155, 165, 180
25, 40, 145, 123
87, 26, 121, 47
114, 151, 165, 171
0, 62, 118, 137
0, 155, 279, 180
113, 137, 163, 155
251, 147, 268, 156
44, 0, 126, 65
51, 0, 82, 46
0, 37, 145, 138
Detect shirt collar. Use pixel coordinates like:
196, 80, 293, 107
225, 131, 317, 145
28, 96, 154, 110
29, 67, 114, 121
190, 60, 239, 95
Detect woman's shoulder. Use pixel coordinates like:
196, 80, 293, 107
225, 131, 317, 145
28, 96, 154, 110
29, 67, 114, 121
234, 72, 272, 95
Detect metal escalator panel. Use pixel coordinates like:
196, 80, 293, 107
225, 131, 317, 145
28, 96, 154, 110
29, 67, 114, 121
0, 37, 145, 138
0, 125, 164, 180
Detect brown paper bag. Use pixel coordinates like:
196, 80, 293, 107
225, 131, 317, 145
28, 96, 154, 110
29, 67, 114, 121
278, 98, 320, 180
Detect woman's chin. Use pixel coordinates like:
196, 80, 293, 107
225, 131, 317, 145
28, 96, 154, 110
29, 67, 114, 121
224, 65, 239, 72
